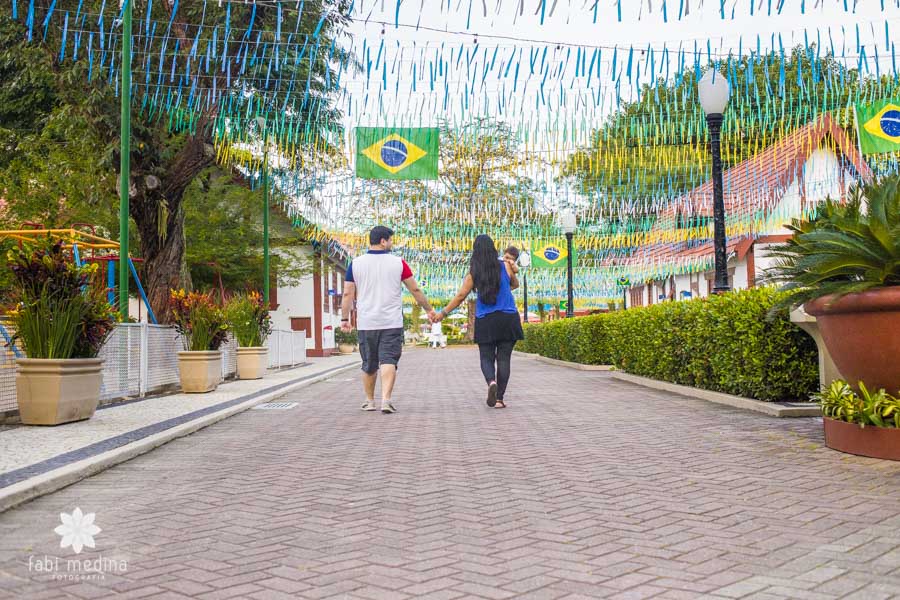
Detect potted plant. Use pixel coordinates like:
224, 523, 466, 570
5, 238, 116, 425
225, 291, 272, 380
767, 175, 900, 391
817, 380, 900, 461
334, 328, 358, 354
170, 290, 228, 393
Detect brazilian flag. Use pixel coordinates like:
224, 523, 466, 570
355, 127, 439, 180
856, 101, 900, 155
532, 241, 571, 269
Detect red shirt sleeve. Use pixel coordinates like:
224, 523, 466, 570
400, 259, 413, 281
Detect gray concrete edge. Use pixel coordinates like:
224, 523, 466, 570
512, 351, 614, 371
610, 372, 821, 418
0, 361, 361, 513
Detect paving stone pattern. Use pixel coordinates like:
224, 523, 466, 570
1, 349, 900, 599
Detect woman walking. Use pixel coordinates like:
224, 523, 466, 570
435, 235, 523, 408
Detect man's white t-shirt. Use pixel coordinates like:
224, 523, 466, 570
345, 250, 413, 331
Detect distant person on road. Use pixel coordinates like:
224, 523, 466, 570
434, 235, 522, 408
430, 319, 445, 349
503, 246, 520, 276
341, 226, 435, 414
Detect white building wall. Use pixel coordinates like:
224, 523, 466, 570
268, 247, 317, 350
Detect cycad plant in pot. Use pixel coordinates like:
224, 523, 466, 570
766, 175, 900, 392
5, 238, 116, 425
225, 291, 272, 380
171, 290, 228, 393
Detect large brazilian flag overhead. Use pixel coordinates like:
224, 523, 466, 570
856, 100, 900, 155
355, 127, 439, 180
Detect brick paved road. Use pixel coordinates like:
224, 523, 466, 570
2, 348, 900, 600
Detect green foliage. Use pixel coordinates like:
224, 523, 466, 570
817, 380, 900, 428
765, 175, 900, 309
169, 290, 229, 352
334, 328, 358, 345
520, 287, 818, 401
5, 237, 116, 359
225, 292, 272, 348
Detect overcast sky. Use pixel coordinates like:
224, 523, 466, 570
348, 1, 900, 57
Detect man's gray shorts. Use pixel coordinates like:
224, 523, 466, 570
358, 328, 404, 374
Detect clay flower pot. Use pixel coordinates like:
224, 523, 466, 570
805, 287, 900, 392
177, 351, 223, 393
236, 347, 268, 380
823, 418, 900, 461
338, 343, 356, 355
16, 358, 103, 426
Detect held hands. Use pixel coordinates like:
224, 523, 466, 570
428, 309, 443, 323
340, 321, 352, 333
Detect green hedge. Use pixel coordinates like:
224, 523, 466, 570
520, 287, 818, 402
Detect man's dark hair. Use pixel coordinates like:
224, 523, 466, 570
504, 245, 520, 259
369, 225, 394, 246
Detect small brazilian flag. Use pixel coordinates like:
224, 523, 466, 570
355, 127, 439, 180
856, 100, 900, 155
532, 241, 571, 269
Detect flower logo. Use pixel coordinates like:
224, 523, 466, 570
54, 508, 101, 554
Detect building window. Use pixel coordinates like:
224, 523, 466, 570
290, 317, 312, 339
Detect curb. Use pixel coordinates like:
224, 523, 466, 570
513, 351, 614, 371
610, 372, 821, 418
0, 361, 360, 513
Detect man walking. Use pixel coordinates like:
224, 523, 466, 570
340, 226, 434, 414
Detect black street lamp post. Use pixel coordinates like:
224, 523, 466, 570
517, 250, 531, 324
561, 209, 576, 318
698, 69, 732, 294
565, 232, 574, 318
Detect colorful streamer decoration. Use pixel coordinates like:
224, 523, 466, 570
9, 1, 900, 305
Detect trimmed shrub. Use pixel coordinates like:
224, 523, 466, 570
521, 287, 818, 402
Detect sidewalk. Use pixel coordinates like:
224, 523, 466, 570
0, 353, 361, 513
1, 349, 899, 599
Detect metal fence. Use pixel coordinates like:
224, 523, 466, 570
0, 322, 307, 416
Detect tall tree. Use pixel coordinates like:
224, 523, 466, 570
1, 2, 352, 320
561, 46, 879, 216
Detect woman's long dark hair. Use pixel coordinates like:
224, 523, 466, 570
470, 234, 501, 305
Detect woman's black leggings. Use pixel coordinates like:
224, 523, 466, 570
478, 341, 517, 400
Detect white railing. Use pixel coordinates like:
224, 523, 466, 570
266, 328, 307, 369
0, 323, 307, 417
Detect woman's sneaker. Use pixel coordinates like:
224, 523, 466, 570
486, 381, 498, 407
361, 400, 377, 411
381, 402, 397, 414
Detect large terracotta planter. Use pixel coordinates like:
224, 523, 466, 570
177, 351, 222, 393
236, 347, 268, 380
805, 288, 900, 392
823, 417, 900, 461
338, 343, 356, 355
16, 358, 103, 426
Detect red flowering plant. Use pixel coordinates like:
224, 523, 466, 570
4, 236, 117, 359
169, 289, 229, 351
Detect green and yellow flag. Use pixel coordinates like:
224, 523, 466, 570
856, 100, 900, 155
355, 127, 439, 180
532, 241, 572, 268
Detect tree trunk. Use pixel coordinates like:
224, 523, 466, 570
130, 131, 214, 322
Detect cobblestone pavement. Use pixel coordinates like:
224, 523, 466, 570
1, 348, 900, 600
